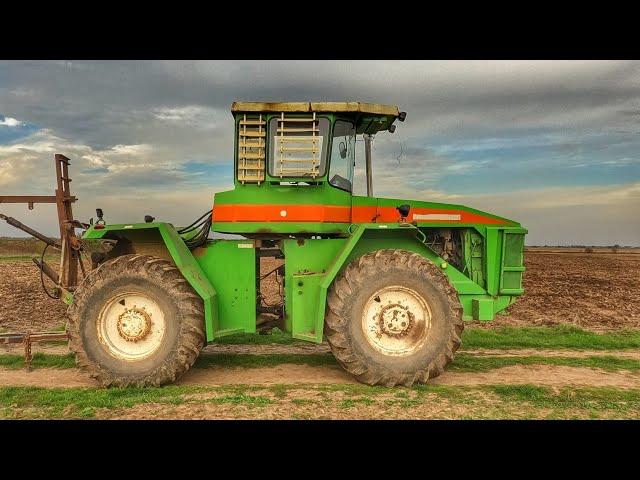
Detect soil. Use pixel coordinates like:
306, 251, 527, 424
0, 261, 67, 333
2, 252, 639, 333
2, 363, 638, 389
468, 252, 640, 331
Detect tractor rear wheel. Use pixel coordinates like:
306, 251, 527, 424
67, 254, 205, 387
325, 249, 464, 387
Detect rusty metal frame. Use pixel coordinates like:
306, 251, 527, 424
0, 154, 83, 291
0, 331, 70, 371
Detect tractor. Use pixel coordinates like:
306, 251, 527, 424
0, 101, 527, 387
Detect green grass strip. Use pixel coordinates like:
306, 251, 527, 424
0, 353, 76, 369
2, 350, 639, 373
2, 384, 640, 419
462, 325, 640, 350
451, 353, 640, 372
214, 329, 300, 345
206, 325, 640, 349
0, 254, 59, 263
487, 384, 640, 411
0, 385, 194, 418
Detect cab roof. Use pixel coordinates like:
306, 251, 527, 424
231, 101, 400, 117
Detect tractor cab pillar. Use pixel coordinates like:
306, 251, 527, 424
364, 133, 374, 197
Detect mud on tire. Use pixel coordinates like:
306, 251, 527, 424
67, 254, 205, 387
325, 249, 464, 387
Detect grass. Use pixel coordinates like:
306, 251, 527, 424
0, 384, 276, 418
188, 325, 640, 350
339, 396, 375, 408
3, 349, 639, 373
215, 328, 300, 345
207, 393, 272, 406
2, 383, 639, 419
0, 385, 194, 418
462, 325, 640, 350
0, 254, 59, 263
451, 353, 640, 373
0, 352, 338, 371
208, 324, 640, 351
0, 353, 76, 369
488, 385, 640, 412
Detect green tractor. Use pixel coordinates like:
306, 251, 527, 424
1, 101, 527, 387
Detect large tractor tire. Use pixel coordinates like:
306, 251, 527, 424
325, 249, 464, 387
67, 254, 205, 387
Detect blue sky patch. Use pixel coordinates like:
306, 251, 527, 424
0, 115, 39, 143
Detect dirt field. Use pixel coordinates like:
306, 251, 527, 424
1, 248, 640, 419
485, 252, 640, 331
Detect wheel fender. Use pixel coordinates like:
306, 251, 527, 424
82, 222, 218, 341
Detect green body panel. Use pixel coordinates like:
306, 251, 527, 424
283, 237, 346, 339
472, 298, 494, 321
290, 273, 324, 341
213, 183, 351, 235
374, 196, 518, 227
282, 226, 365, 342
192, 240, 257, 337
214, 221, 349, 235
216, 182, 352, 206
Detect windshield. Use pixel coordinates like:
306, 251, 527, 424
329, 120, 356, 192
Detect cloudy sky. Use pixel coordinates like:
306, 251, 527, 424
1, 60, 639, 245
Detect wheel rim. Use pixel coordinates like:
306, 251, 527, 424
97, 292, 166, 361
361, 285, 432, 357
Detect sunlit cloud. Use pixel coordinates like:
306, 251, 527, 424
0, 116, 22, 127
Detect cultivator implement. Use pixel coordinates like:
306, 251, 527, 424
0, 154, 87, 368
0, 154, 87, 296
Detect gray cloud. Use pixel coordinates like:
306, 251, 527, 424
1, 61, 640, 244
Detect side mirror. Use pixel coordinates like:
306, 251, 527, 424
330, 174, 352, 193
339, 141, 347, 159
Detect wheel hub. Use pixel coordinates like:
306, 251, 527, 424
378, 303, 414, 338
98, 293, 166, 361
361, 285, 432, 357
116, 306, 152, 342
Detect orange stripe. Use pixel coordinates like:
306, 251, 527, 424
212, 204, 508, 225
351, 206, 378, 222
213, 204, 351, 223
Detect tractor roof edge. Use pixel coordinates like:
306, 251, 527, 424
231, 101, 400, 116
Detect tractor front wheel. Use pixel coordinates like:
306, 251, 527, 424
325, 249, 464, 387
67, 254, 205, 387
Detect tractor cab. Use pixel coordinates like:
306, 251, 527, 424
212, 102, 405, 236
